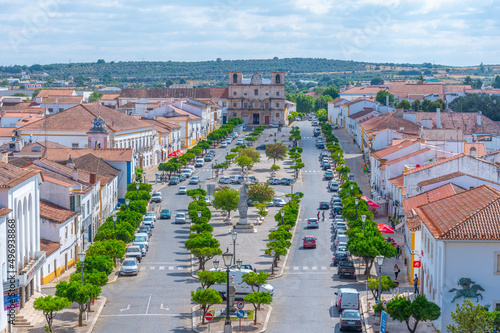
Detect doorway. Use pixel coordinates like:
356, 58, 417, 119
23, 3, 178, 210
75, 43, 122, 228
252, 113, 260, 125
65, 253, 68, 272
264, 116, 270, 125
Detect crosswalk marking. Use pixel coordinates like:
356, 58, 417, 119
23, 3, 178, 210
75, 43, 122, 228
150, 266, 155, 270
312, 266, 318, 270
169, 266, 174, 270
159, 266, 165, 270
303, 266, 308, 270
287, 266, 337, 271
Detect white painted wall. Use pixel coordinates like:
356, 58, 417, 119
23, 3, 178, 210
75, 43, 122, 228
420, 175, 500, 193
370, 130, 403, 151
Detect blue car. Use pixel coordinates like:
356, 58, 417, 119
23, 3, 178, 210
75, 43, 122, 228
160, 209, 171, 219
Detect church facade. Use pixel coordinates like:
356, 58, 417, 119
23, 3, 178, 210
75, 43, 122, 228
227, 72, 286, 126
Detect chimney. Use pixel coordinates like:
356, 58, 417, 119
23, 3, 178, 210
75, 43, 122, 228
436, 108, 441, 129
55, 97, 58, 104
90, 173, 97, 185
67, 156, 75, 168
386, 95, 389, 106
477, 112, 482, 126
73, 167, 78, 181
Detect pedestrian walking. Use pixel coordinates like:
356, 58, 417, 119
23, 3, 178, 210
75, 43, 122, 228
413, 274, 419, 294
396, 245, 400, 259
322, 211, 325, 221
394, 264, 400, 279
317, 211, 320, 219
394, 278, 400, 294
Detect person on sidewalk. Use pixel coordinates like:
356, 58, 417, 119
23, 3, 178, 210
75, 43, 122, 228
413, 274, 419, 294
394, 264, 400, 279
322, 211, 325, 221
396, 245, 400, 259
317, 211, 320, 219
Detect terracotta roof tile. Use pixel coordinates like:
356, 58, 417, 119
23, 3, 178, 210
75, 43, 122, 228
44, 148, 133, 162
372, 140, 419, 159
389, 174, 404, 189
385, 148, 431, 166
0, 207, 12, 216
119, 88, 229, 99
37, 89, 76, 98
40, 200, 77, 224
40, 239, 61, 256
341, 86, 387, 96
348, 108, 377, 120
405, 216, 422, 231
0, 162, 42, 188
69, 153, 120, 184
41, 96, 83, 104
403, 183, 466, 216
416, 185, 500, 240
404, 153, 466, 175
0, 127, 16, 137
362, 113, 420, 136
464, 142, 487, 156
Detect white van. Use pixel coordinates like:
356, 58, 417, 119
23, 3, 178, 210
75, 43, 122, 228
208, 268, 274, 299
335, 288, 360, 312
195, 158, 204, 167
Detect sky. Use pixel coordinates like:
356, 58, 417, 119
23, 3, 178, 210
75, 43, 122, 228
0, 0, 499, 67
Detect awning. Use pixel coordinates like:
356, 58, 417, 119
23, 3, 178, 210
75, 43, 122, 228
378, 223, 395, 234
361, 195, 380, 207
168, 150, 185, 157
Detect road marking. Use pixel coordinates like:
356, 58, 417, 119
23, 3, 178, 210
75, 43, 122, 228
168, 267, 174, 270
150, 266, 155, 270
119, 304, 130, 312
145, 295, 151, 315
159, 266, 165, 270
303, 266, 308, 270
100, 314, 184, 317
140, 267, 146, 271
312, 266, 318, 270
293, 266, 299, 270
177, 266, 185, 270
160, 304, 169, 311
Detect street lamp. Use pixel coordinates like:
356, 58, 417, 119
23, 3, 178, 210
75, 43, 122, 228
136, 183, 140, 194
112, 214, 117, 230
213, 259, 219, 270
376, 255, 385, 302
361, 215, 366, 232
280, 210, 285, 225
78, 252, 86, 285
355, 198, 359, 220
196, 195, 200, 204
222, 252, 234, 333
226, 148, 229, 156
350, 184, 354, 196
236, 258, 242, 270
231, 233, 238, 265
125, 199, 130, 210
197, 210, 201, 224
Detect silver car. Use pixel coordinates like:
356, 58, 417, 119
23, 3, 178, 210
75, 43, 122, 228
120, 258, 139, 276
133, 234, 149, 251
175, 212, 186, 224
125, 245, 143, 262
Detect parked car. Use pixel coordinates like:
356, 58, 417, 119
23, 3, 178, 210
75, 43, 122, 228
208, 268, 273, 299
332, 203, 343, 215
220, 142, 228, 148
125, 246, 143, 263
135, 243, 147, 257
120, 258, 139, 276
204, 155, 213, 162
189, 176, 199, 185
319, 201, 330, 210
255, 144, 267, 150
329, 182, 339, 191
317, 143, 325, 149
219, 176, 231, 184
248, 175, 258, 183
231, 175, 245, 184
319, 152, 328, 159
267, 177, 281, 185
178, 173, 187, 182
307, 218, 319, 229
208, 150, 216, 155
333, 250, 349, 266
236, 139, 244, 145
269, 122, 279, 128
229, 264, 255, 271
169, 176, 179, 185
339, 309, 362, 331
142, 216, 155, 228
332, 124, 340, 130
160, 209, 171, 219
150, 192, 162, 203
175, 212, 186, 224
335, 288, 360, 313
195, 158, 204, 167
181, 169, 193, 178
280, 178, 294, 185
338, 260, 356, 279
146, 212, 156, 222
335, 234, 349, 248
186, 165, 196, 172
272, 198, 286, 207
133, 234, 149, 251
303, 236, 317, 248
138, 226, 152, 238
204, 197, 211, 206
324, 171, 334, 180
178, 186, 187, 195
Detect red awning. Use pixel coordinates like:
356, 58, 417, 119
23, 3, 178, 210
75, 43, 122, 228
361, 195, 380, 207
168, 150, 185, 157
378, 223, 395, 234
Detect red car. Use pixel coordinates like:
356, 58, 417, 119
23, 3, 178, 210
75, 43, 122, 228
303, 236, 317, 248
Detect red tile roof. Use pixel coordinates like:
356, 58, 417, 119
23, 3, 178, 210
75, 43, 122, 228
0, 207, 12, 216
0, 162, 42, 188
389, 81, 471, 100
404, 153, 466, 175
44, 148, 133, 162
464, 142, 487, 157
119, 88, 229, 99
40, 200, 77, 224
40, 239, 61, 256
417, 171, 465, 187
0, 127, 16, 137
416, 185, 500, 240
37, 89, 76, 98
371, 140, 419, 160
341, 86, 387, 96
389, 174, 405, 189
385, 148, 431, 166
41, 96, 83, 104
403, 183, 465, 217
362, 113, 420, 136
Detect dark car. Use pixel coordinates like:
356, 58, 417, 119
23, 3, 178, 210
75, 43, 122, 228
169, 176, 179, 185
319, 202, 330, 210
319, 152, 328, 159
333, 251, 349, 266
256, 144, 267, 150
160, 209, 171, 219
338, 260, 356, 279
339, 309, 362, 331
322, 163, 331, 170
178, 173, 187, 182
138, 226, 152, 238
204, 155, 213, 162
317, 143, 325, 149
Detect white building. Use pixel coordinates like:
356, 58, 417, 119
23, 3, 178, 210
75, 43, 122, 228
0, 162, 44, 311
414, 185, 500, 331
0, 208, 13, 332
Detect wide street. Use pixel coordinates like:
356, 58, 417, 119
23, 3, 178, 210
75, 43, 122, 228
94, 120, 368, 332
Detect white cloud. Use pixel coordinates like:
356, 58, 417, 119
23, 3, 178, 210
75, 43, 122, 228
294, 0, 333, 14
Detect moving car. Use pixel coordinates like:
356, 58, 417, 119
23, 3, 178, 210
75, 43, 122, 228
178, 173, 187, 182
255, 144, 267, 150
307, 218, 319, 228
178, 186, 187, 195
120, 258, 139, 276
169, 176, 179, 185
150, 192, 162, 203
189, 176, 199, 185
338, 260, 356, 279
125, 245, 143, 263
335, 288, 360, 313
303, 236, 317, 248
195, 158, 204, 167
181, 169, 193, 178
160, 209, 171, 219
175, 212, 186, 224
319, 201, 330, 210
339, 309, 362, 331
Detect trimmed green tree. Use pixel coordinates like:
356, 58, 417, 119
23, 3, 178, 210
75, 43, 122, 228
447, 299, 497, 333
197, 270, 227, 289
55, 281, 102, 326
368, 275, 397, 301
242, 271, 270, 293
385, 294, 441, 333
248, 183, 274, 204
265, 143, 288, 165
33, 295, 71, 333
185, 232, 222, 271
244, 292, 273, 325
86, 239, 126, 265
212, 186, 239, 219
191, 289, 223, 324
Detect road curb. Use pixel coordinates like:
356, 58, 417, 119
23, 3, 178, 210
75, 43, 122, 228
86, 296, 107, 333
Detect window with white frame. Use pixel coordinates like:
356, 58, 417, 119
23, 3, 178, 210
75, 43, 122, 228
495, 252, 500, 275
72, 143, 79, 148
